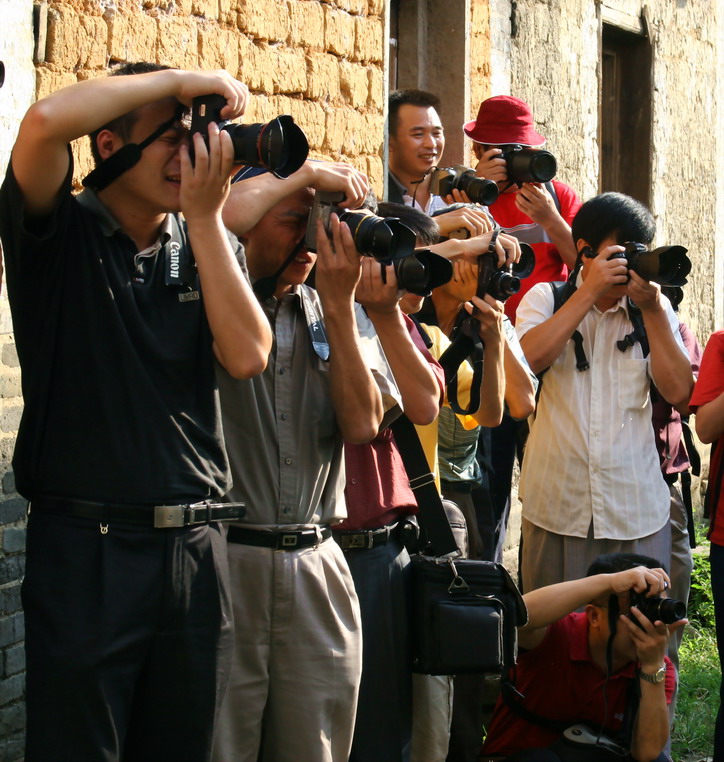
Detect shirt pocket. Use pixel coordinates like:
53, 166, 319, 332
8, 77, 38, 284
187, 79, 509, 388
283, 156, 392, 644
617, 358, 650, 410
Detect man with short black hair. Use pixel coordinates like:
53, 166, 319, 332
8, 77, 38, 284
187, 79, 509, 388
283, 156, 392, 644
216, 163, 402, 762
0, 63, 272, 761
516, 192, 694, 594
387, 89, 493, 241
481, 553, 683, 762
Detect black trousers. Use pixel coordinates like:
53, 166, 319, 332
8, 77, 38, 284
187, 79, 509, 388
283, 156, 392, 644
345, 537, 413, 762
23, 512, 233, 762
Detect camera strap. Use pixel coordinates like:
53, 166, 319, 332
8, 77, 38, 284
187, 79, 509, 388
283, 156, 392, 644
300, 287, 330, 362
83, 113, 181, 192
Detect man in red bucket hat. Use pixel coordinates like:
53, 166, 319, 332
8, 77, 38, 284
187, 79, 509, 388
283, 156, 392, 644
464, 95, 580, 320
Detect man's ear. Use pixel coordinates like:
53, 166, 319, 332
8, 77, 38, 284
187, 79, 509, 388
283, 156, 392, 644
576, 238, 593, 258
95, 129, 121, 161
472, 142, 484, 160
585, 603, 603, 629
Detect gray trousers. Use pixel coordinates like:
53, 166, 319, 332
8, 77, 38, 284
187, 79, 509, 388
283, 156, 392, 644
213, 536, 361, 762
520, 517, 672, 593
667, 478, 693, 722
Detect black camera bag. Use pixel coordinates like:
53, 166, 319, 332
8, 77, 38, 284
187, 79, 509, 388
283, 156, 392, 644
409, 554, 526, 675
390, 415, 527, 676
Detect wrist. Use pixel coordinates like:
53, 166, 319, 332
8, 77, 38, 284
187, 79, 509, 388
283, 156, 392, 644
638, 662, 667, 684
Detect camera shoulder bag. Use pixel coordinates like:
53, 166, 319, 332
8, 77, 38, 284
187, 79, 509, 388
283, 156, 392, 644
390, 415, 527, 676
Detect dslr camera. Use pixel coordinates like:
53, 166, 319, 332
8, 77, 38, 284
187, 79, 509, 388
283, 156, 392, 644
305, 192, 452, 294
190, 94, 309, 178
305, 191, 416, 265
630, 588, 686, 625
499, 144, 557, 185
477, 241, 536, 302
429, 165, 499, 206
608, 242, 691, 287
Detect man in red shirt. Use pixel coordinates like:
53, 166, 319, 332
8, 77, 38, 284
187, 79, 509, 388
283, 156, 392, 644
481, 553, 684, 762
690, 329, 724, 760
463, 95, 583, 565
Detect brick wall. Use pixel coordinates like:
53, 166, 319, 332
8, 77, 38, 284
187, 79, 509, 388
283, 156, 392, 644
35, 0, 388, 194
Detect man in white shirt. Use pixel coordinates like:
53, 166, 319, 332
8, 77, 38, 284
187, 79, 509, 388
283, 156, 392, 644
516, 192, 694, 593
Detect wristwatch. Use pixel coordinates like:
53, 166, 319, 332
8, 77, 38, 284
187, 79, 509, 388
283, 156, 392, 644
639, 664, 667, 684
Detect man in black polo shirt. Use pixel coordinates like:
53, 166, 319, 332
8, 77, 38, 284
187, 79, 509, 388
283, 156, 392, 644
0, 63, 272, 761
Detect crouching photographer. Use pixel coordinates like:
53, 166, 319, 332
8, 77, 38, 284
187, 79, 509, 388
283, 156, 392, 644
216, 161, 403, 762
481, 553, 687, 762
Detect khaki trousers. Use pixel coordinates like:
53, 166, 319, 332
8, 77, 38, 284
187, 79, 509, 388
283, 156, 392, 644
213, 536, 362, 762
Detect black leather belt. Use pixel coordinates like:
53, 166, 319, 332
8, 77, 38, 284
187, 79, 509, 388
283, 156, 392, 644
30, 497, 245, 529
334, 522, 400, 551
227, 525, 331, 551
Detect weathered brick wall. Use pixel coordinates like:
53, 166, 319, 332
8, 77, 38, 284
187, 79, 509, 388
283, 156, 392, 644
491, 0, 723, 341
0, 1, 36, 756
467, 0, 492, 167
35, 0, 387, 194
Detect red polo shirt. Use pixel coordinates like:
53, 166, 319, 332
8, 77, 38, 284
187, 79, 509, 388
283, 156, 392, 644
690, 330, 724, 544
482, 612, 675, 756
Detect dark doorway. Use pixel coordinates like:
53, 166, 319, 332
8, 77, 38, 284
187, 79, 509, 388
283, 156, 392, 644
600, 23, 652, 206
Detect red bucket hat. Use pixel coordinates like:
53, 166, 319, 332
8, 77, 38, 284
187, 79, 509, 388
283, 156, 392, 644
463, 96, 546, 146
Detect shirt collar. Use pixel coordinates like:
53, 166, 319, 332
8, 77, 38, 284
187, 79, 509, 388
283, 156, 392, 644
76, 188, 173, 250
76, 188, 122, 237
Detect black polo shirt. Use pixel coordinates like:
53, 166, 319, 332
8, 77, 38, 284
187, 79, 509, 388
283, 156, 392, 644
0, 153, 237, 503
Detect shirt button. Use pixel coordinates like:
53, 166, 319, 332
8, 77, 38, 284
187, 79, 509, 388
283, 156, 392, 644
279, 367, 285, 375
351, 478, 357, 485
280, 413, 288, 421
285, 457, 292, 465
592, 431, 599, 438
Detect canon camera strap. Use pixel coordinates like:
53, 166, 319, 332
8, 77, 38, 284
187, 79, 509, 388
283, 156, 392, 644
83, 112, 181, 192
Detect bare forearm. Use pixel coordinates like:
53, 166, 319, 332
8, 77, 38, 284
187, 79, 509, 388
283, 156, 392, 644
473, 338, 505, 427
222, 162, 318, 236
630, 686, 669, 762
695, 392, 724, 443
544, 216, 578, 270
325, 302, 384, 443
503, 342, 537, 420
644, 309, 694, 412
519, 574, 616, 643
23, 70, 181, 146
367, 309, 440, 426
189, 218, 272, 378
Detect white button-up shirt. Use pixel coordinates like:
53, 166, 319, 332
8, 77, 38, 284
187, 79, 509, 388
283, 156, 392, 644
516, 279, 687, 540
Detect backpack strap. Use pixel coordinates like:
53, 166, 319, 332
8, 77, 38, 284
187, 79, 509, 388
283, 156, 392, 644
544, 181, 561, 214
616, 300, 650, 358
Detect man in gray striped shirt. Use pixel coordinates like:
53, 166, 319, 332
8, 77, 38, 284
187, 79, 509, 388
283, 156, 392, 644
516, 192, 694, 594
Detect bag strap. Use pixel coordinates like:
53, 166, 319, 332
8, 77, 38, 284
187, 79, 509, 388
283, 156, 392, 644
390, 415, 459, 557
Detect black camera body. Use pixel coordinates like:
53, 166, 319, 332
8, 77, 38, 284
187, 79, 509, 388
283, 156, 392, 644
477, 242, 535, 302
499, 144, 557, 185
629, 589, 686, 625
429, 165, 499, 206
608, 242, 692, 288
190, 94, 309, 178
305, 191, 417, 266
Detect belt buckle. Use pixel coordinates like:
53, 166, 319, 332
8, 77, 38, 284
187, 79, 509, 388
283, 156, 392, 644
342, 534, 367, 549
154, 505, 186, 528
280, 534, 299, 549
